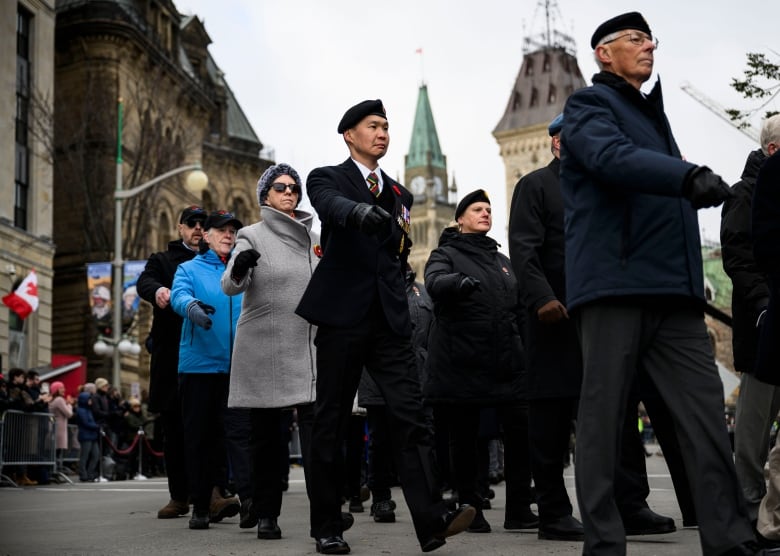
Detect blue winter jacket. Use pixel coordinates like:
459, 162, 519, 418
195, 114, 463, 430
171, 249, 243, 374
76, 392, 100, 442
560, 72, 702, 311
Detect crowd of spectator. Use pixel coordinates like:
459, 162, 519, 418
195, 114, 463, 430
0, 369, 162, 485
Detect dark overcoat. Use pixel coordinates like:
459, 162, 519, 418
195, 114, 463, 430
720, 149, 769, 374
508, 157, 581, 399
752, 150, 780, 384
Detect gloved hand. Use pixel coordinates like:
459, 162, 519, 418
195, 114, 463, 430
457, 276, 481, 296
683, 166, 734, 209
187, 300, 216, 330
348, 203, 391, 235
231, 249, 261, 281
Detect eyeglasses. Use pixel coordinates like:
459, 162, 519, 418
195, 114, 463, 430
602, 32, 659, 49
271, 182, 301, 195
184, 218, 205, 228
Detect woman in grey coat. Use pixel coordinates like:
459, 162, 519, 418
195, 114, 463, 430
221, 163, 320, 540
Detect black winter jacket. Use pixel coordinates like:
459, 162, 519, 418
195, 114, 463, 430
136, 240, 197, 412
423, 229, 525, 405
720, 149, 769, 373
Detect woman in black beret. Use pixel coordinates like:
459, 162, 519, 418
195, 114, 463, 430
423, 189, 535, 533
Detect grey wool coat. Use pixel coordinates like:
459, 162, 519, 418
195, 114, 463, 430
221, 206, 320, 408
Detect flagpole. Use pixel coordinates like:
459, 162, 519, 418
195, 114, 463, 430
111, 97, 124, 390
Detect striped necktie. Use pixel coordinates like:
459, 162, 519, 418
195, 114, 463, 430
367, 172, 380, 197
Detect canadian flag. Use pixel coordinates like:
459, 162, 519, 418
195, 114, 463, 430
2, 270, 39, 319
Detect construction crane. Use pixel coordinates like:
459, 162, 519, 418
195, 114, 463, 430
680, 81, 760, 143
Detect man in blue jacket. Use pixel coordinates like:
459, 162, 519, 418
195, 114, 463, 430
560, 11, 767, 556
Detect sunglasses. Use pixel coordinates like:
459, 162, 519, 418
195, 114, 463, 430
184, 218, 206, 228
271, 182, 301, 195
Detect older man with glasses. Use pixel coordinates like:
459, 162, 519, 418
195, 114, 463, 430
560, 11, 774, 556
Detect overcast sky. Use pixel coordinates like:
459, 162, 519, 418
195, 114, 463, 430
176, 0, 779, 251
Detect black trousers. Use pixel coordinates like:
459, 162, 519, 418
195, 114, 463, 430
309, 301, 446, 546
439, 404, 533, 521
343, 415, 366, 500
366, 405, 397, 501
179, 373, 230, 512
224, 407, 252, 501
159, 407, 188, 502
528, 398, 577, 523
575, 302, 753, 555
250, 404, 313, 518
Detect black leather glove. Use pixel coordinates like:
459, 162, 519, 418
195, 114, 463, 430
348, 203, 391, 235
187, 300, 215, 330
682, 166, 734, 209
231, 249, 261, 281
457, 276, 481, 296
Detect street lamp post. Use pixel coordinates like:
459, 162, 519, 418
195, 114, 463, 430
107, 98, 209, 390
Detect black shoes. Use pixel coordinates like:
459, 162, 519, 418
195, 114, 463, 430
467, 512, 491, 533
421, 504, 477, 552
188, 510, 209, 530
504, 508, 540, 530
239, 498, 258, 529
622, 507, 676, 535
371, 499, 396, 523
315, 535, 350, 554
341, 512, 354, 531
348, 496, 364, 513
538, 514, 585, 541
257, 517, 282, 539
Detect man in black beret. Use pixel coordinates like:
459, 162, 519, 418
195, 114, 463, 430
296, 101, 475, 554
560, 10, 764, 556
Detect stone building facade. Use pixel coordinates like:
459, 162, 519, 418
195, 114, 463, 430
0, 1, 57, 372
53, 0, 271, 390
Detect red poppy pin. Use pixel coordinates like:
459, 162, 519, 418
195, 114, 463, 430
392, 185, 401, 196
313, 244, 323, 258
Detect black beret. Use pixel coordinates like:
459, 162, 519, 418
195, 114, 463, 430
337, 99, 387, 134
591, 11, 651, 49
455, 189, 490, 220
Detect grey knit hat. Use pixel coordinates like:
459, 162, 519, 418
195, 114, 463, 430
256, 163, 303, 208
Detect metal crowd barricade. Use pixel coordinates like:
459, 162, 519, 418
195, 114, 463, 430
0, 410, 60, 487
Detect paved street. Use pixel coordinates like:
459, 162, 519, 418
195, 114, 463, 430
0, 444, 703, 555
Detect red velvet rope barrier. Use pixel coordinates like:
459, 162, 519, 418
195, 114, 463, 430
143, 435, 164, 458
101, 428, 164, 458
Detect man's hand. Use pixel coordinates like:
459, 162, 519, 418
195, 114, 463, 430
231, 249, 261, 281
187, 300, 216, 330
683, 166, 734, 209
155, 287, 171, 309
348, 203, 391, 235
537, 299, 569, 324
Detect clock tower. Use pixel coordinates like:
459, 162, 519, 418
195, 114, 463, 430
404, 83, 456, 276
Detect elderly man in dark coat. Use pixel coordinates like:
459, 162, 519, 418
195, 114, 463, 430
560, 11, 759, 556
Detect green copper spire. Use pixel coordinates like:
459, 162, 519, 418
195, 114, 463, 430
406, 85, 445, 171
